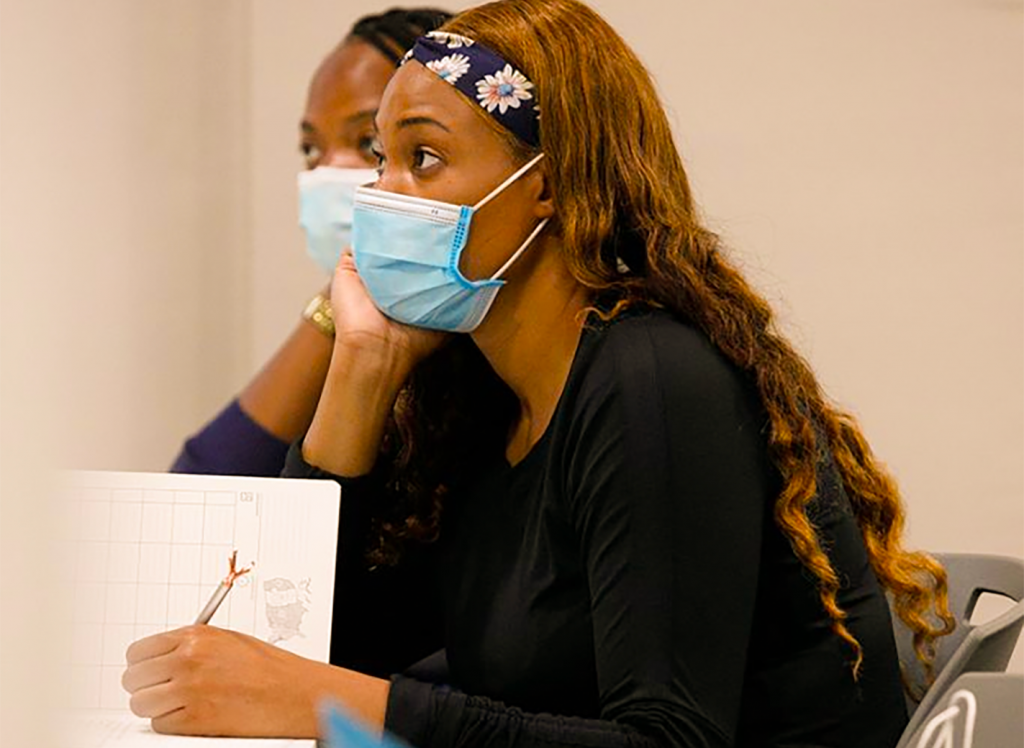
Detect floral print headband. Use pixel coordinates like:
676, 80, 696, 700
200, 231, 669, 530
402, 31, 541, 148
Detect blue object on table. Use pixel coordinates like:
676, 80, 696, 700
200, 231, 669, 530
318, 701, 410, 748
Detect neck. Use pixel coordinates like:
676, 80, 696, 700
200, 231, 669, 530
470, 235, 590, 463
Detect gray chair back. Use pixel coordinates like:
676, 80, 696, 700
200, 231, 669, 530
902, 672, 1023, 748
893, 553, 1024, 748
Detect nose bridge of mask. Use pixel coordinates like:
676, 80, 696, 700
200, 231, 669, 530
299, 167, 380, 235
352, 152, 544, 224
353, 185, 466, 226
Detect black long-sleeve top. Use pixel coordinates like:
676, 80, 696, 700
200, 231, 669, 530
283, 309, 909, 747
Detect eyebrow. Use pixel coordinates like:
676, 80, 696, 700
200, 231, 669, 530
300, 109, 378, 136
371, 115, 452, 134
345, 109, 377, 126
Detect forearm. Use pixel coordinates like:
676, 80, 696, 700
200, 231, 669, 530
239, 316, 334, 444
302, 339, 414, 476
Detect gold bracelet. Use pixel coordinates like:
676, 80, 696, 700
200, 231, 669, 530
302, 293, 335, 338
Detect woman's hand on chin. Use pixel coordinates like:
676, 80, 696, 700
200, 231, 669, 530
332, 251, 447, 373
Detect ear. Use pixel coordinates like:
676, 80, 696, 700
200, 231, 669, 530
526, 162, 555, 220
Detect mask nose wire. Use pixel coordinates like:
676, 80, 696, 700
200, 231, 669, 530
472, 152, 546, 211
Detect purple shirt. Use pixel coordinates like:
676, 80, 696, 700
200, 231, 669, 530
171, 399, 290, 477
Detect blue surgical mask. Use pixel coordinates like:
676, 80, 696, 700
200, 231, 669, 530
298, 167, 378, 274
351, 153, 548, 333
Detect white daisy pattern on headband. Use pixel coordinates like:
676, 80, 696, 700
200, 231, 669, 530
410, 34, 540, 146
475, 65, 534, 114
426, 53, 471, 85
400, 48, 415, 66
426, 31, 475, 49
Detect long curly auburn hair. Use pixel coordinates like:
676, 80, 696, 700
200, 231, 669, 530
367, 0, 955, 687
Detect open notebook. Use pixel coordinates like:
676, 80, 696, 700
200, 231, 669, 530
53, 470, 342, 747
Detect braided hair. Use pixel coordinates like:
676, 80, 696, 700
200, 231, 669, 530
349, 7, 454, 65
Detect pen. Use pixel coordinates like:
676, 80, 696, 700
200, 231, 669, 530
194, 549, 255, 625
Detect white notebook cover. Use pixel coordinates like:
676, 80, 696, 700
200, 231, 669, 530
52, 470, 342, 747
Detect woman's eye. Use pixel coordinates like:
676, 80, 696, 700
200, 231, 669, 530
413, 150, 441, 171
369, 145, 386, 173
357, 135, 377, 164
300, 142, 322, 169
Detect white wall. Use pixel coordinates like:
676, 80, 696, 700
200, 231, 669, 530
0, 0, 253, 472
1, 2, 252, 742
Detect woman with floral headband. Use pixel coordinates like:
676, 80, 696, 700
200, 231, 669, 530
124, 1, 954, 745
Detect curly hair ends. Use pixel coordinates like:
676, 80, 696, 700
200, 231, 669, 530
825, 414, 956, 690
674, 237, 955, 681
367, 0, 955, 687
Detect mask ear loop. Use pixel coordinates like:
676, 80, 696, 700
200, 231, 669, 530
473, 152, 546, 211
472, 152, 549, 282
490, 217, 550, 281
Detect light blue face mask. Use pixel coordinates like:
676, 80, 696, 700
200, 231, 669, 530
298, 166, 379, 274
351, 153, 548, 333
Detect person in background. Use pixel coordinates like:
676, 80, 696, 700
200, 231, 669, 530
171, 7, 451, 477
129, 1, 956, 745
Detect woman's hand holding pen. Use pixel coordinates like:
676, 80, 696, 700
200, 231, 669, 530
123, 626, 314, 736
122, 625, 390, 739
301, 252, 446, 476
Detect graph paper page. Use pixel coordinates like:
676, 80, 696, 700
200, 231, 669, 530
53, 470, 341, 747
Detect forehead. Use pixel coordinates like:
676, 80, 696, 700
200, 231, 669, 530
305, 39, 394, 121
376, 61, 500, 140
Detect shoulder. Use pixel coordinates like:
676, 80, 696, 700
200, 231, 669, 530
549, 307, 769, 476
552, 307, 775, 531
573, 307, 751, 406
589, 307, 709, 355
